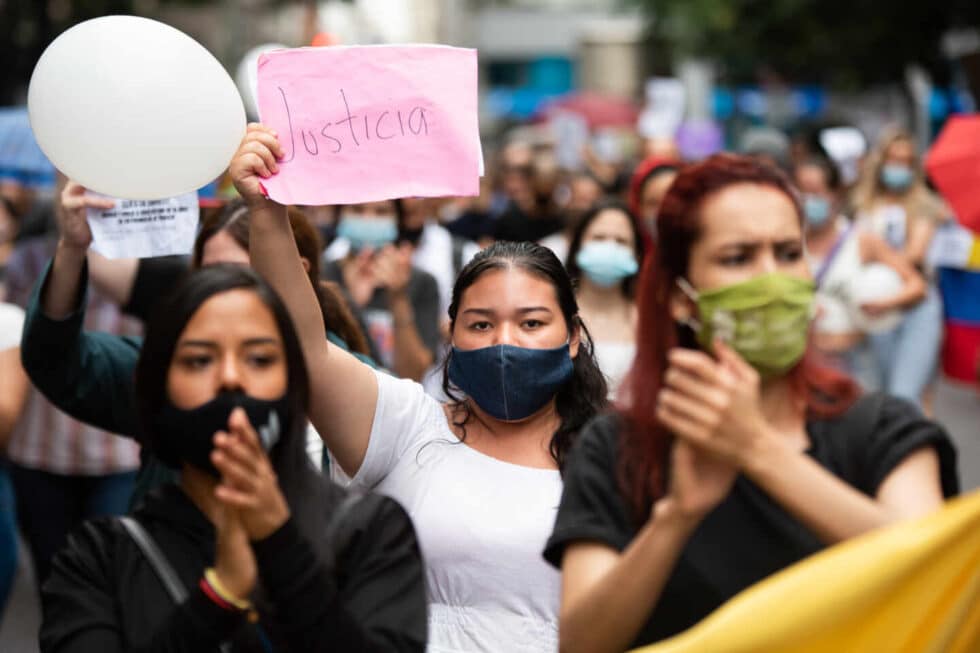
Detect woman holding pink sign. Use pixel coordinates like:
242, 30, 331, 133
233, 123, 609, 652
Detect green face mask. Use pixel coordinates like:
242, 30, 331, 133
678, 272, 815, 378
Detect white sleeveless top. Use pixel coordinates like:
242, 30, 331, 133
858, 204, 908, 249
592, 340, 636, 398
808, 221, 863, 334
349, 370, 562, 653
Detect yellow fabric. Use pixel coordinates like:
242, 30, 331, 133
631, 489, 980, 653
967, 238, 980, 270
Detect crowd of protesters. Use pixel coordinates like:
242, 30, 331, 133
0, 103, 964, 652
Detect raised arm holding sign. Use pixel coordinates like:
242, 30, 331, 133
256, 45, 480, 205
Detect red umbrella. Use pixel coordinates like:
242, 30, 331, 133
926, 114, 980, 233
538, 92, 639, 129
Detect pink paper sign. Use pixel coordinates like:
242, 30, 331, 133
256, 45, 480, 205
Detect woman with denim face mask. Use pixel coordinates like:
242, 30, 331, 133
546, 153, 958, 652
40, 265, 427, 652
796, 157, 926, 391
851, 130, 949, 412
322, 199, 442, 382
232, 124, 609, 653
565, 200, 644, 397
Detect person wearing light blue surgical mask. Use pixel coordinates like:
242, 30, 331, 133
802, 193, 832, 228
335, 211, 398, 251
321, 199, 443, 382
575, 240, 639, 287
879, 163, 914, 191
851, 131, 947, 411
566, 200, 645, 397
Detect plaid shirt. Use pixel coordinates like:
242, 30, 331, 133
5, 237, 141, 475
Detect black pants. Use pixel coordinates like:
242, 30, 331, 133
10, 464, 136, 588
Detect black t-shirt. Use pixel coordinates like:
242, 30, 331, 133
122, 256, 189, 322
492, 204, 564, 243
544, 393, 959, 647
445, 210, 495, 242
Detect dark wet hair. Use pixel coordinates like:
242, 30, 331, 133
441, 241, 609, 469
565, 199, 646, 298
134, 265, 329, 556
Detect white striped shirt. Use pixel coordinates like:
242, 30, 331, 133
6, 238, 141, 476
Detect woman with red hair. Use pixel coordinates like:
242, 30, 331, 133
544, 153, 959, 651
628, 155, 680, 244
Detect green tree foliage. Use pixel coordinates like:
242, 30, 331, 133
633, 0, 980, 88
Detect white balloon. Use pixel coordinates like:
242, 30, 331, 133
28, 16, 245, 200
848, 263, 905, 334
236, 43, 288, 121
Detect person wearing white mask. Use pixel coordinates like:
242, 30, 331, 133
322, 200, 441, 382
850, 130, 947, 411
565, 201, 645, 398
796, 157, 925, 391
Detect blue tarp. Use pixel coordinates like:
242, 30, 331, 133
0, 107, 55, 188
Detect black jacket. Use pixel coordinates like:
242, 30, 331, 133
40, 483, 428, 652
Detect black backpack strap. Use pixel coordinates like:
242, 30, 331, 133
119, 516, 188, 604
119, 516, 232, 653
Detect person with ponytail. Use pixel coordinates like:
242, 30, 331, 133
232, 123, 608, 652
545, 153, 958, 652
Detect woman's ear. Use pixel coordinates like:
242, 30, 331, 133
299, 257, 311, 274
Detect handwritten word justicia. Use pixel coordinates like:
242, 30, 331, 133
277, 87, 431, 161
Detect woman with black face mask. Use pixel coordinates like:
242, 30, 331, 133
39, 265, 427, 652
232, 124, 609, 653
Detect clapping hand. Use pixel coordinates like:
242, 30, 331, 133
211, 407, 291, 542
656, 340, 772, 468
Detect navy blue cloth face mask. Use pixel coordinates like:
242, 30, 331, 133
448, 343, 575, 421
